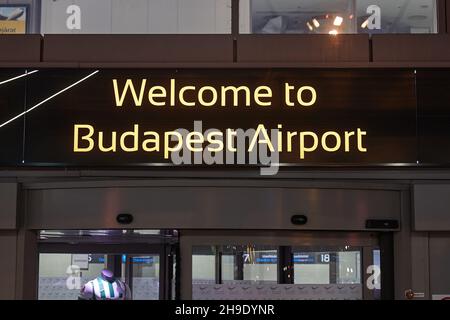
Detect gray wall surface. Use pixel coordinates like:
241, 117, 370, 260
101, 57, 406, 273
429, 234, 450, 296
0, 232, 17, 299
26, 183, 401, 230
413, 184, 450, 231
0, 183, 17, 230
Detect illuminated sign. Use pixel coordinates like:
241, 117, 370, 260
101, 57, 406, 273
0, 69, 423, 169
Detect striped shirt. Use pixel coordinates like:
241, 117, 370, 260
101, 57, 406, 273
80, 277, 129, 300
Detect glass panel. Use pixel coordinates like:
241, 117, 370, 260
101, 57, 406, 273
38, 252, 161, 300
293, 248, 362, 285
293, 252, 332, 284
192, 246, 216, 284
221, 254, 236, 282
130, 255, 160, 300
220, 245, 278, 284
240, 0, 438, 34
192, 244, 380, 300
192, 245, 279, 300
37, 0, 231, 34
39, 253, 110, 300
337, 251, 361, 284
242, 246, 278, 283
372, 249, 382, 299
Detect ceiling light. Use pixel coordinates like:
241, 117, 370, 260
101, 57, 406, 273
334, 16, 343, 26
361, 19, 369, 29
306, 22, 313, 31
329, 29, 338, 35
312, 18, 320, 28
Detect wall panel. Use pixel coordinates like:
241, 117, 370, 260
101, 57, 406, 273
413, 184, 450, 231
0, 232, 17, 300
0, 183, 17, 230
26, 185, 401, 231
42, 34, 234, 62
372, 35, 450, 62
237, 35, 370, 63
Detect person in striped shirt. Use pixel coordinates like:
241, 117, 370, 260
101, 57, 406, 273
79, 269, 131, 300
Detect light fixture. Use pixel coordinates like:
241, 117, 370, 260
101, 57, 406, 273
361, 19, 369, 29
334, 16, 343, 26
329, 29, 338, 35
312, 18, 320, 28
306, 21, 313, 31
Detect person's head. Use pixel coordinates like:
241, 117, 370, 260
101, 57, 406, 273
101, 269, 114, 282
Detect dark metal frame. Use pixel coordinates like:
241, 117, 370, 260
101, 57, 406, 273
379, 232, 395, 300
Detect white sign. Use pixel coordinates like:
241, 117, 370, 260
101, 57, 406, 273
71, 254, 89, 270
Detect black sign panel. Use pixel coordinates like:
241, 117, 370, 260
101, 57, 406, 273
0, 69, 27, 165
1, 69, 418, 167
417, 69, 450, 164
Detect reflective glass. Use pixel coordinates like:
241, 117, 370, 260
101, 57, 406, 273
292, 248, 362, 285
240, 0, 438, 34
38, 253, 160, 300
0, 0, 231, 34
192, 246, 216, 284
223, 245, 278, 283
40, 0, 231, 34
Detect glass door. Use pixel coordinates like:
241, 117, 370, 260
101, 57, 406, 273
37, 229, 179, 300
127, 254, 160, 300
183, 231, 387, 300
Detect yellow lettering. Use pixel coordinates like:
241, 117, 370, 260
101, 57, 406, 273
198, 86, 218, 107
254, 86, 272, 107
113, 79, 147, 107
299, 132, 318, 159
249, 124, 275, 152
322, 131, 341, 152
74, 124, 94, 152
120, 124, 139, 152
164, 131, 183, 159
142, 131, 160, 152
99, 131, 117, 152
221, 86, 251, 107
148, 86, 167, 106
